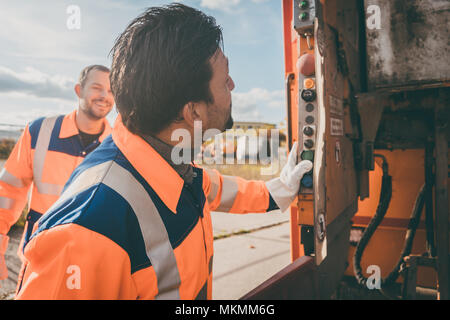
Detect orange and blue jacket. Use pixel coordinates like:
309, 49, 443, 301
0, 110, 111, 250
16, 118, 279, 300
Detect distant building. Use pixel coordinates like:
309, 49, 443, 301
201, 121, 281, 161
232, 121, 276, 132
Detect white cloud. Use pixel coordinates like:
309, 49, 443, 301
232, 88, 285, 123
0, 66, 75, 100
200, 0, 241, 12
0, 91, 76, 126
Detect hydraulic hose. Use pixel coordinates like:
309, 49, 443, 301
353, 154, 392, 288
353, 154, 427, 298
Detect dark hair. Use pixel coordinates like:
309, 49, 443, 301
109, 3, 223, 135
78, 65, 110, 88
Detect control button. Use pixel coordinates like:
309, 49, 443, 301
301, 150, 314, 161
305, 103, 314, 112
304, 139, 314, 149
301, 89, 316, 102
305, 115, 314, 124
299, 1, 308, 9
300, 12, 308, 21
303, 126, 314, 136
304, 78, 315, 89
301, 174, 313, 188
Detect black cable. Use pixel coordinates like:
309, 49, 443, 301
353, 153, 428, 299
353, 154, 392, 288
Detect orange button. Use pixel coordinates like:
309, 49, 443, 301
304, 78, 315, 89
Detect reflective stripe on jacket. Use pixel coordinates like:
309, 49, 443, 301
16, 118, 278, 300
0, 110, 111, 245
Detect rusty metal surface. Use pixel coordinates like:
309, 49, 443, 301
240, 256, 318, 300
365, 0, 450, 90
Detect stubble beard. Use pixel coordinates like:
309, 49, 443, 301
224, 102, 234, 131
82, 99, 110, 120
224, 113, 234, 130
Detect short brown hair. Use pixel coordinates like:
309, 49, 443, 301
109, 4, 223, 135
78, 65, 110, 88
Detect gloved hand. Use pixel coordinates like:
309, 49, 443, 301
266, 142, 313, 212
0, 234, 9, 285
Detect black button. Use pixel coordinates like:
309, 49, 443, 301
303, 126, 314, 136
304, 139, 314, 149
301, 89, 316, 102
305, 103, 314, 112
305, 116, 315, 124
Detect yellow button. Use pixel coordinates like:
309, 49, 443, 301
304, 78, 315, 89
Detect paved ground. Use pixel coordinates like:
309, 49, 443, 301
0, 209, 291, 300
212, 220, 291, 300
0, 226, 22, 300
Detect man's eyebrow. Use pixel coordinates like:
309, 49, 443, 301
226, 57, 229, 72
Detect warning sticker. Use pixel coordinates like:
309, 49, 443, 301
330, 118, 344, 136
329, 95, 344, 116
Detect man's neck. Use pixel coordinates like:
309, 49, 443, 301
75, 110, 104, 134
154, 126, 180, 147
142, 134, 196, 184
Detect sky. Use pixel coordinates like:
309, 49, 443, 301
0, 0, 287, 129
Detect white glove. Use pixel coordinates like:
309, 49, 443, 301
0, 234, 9, 285
266, 142, 313, 211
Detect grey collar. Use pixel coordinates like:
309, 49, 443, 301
142, 134, 195, 184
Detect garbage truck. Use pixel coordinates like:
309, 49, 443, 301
241, 0, 449, 300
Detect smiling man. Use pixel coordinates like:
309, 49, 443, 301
0, 65, 113, 286
15, 4, 312, 300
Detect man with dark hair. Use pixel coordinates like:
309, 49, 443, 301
15, 4, 311, 300
0, 65, 113, 287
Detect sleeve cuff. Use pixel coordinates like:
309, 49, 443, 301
267, 194, 280, 212
265, 178, 297, 212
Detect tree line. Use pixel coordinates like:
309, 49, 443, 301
0, 139, 15, 159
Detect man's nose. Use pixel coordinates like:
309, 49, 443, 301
229, 76, 235, 91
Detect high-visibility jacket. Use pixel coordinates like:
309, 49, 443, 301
0, 110, 111, 251
16, 117, 279, 300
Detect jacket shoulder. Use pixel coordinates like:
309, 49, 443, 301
33, 160, 150, 273
28, 115, 64, 148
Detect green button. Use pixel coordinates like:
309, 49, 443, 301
300, 1, 308, 9
300, 12, 308, 20
301, 150, 314, 161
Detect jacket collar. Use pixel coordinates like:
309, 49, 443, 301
112, 116, 184, 214
59, 109, 112, 141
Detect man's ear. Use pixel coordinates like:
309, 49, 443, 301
74, 84, 82, 98
181, 102, 207, 129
